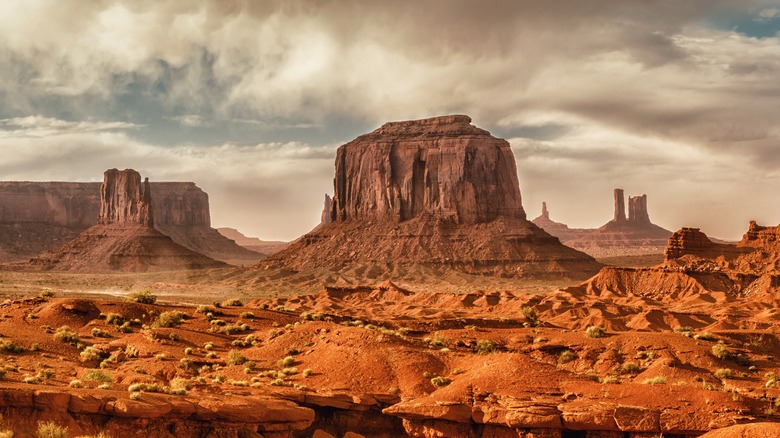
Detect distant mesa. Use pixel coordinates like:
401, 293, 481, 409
251, 115, 601, 283
216, 228, 290, 257
0, 179, 262, 265
27, 169, 226, 272
532, 188, 673, 257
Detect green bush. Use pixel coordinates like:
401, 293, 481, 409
83, 369, 114, 382
127, 289, 157, 304
53, 326, 80, 344
585, 326, 606, 338
153, 311, 186, 328
520, 306, 539, 327
473, 340, 496, 355
558, 350, 577, 364
715, 368, 733, 379
0, 340, 26, 354
36, 421, 68, 438
430, 376, 452, 387
227, 349, 247, 366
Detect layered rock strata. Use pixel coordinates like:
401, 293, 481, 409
0, 181, 261, 264
257, 115, 601, 281
27, 169, 225, 272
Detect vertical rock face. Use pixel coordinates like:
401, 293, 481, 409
664, 228, 716, 260
628, 195, 650, 225
613, 188, 626, 223
541, 202, 549, 220
258, 115, 601, 282
151, 183, 210, 227
98, 169, 154, 227
330, 115, 525, 224
320, 194, 333, 227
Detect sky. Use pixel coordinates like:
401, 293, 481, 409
1, 1, 779, 241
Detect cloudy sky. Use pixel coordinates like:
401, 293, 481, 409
1, 1, 779, 241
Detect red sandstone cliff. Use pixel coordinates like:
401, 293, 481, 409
27, 169, 225, 272
0, 181, 262, 264
253, 115, 600, 282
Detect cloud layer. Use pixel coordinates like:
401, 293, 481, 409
1, 1, 779, 240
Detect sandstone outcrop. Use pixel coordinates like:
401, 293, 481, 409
0, 181, 261, 264
330, 115, 525, 224
664, 227, 743, 261
320, 194, 332, 227
27, 169, 225, 272
532, 189, 673, 258
254, 115, 601, 282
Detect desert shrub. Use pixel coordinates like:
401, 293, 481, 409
694, 332, 715, 341
599, 375, 621, 384
39, 289, 55, 298
204, 342, 214, 350
125, 344, 139, 358
155, 353, 167, 360
220, 324, 248, 335
36, 421, 67, 438
766, 372, 779, 388
83, 369, 113, 382
117, 322, 132, 333
91, 327, 110, 338
127, 289, 157, 304
270, 378, 285, 386
221, 298, 243, 307
36, 369, 55, 379
127, 382, 165, 393
227, 349, 247, 366
240, 312, 255, 319
129, 392, 141, 400
206, 352, 217, 359
184, 347, 193, 355
643, 376, 667, 385
473, 339, 496, 355
520, 306, 539, 327
168, 378, 189, 395
53, 326, 80, 344
712, 343, 732, 360
303, 368, 313, 377
195, 305, 218, 314
69, 379, 83, 388
430, 376, 452, 387
585, 326, 606, 338
715, 368, 733, 379
153, 311, 186, 328
558, 350, 577, 364
105, 313, 125, 325
0, 340, 26, 354
80, 346, 102, 363
23, 375, 40, 384
674, 326, 694, 337
278, 356, 295, 367
620, 362, 640, 374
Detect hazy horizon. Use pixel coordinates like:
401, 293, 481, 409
1, 1, 779, 241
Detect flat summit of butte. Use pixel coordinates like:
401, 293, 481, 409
29, 169, 225, 272
257, 115, 601, 281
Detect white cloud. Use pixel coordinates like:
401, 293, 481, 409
0, 131, 337, 241
0, 116, 139, 138
756, 7, 780, 22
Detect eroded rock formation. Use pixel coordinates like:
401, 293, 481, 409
98, 168, 154, 226
0, 180, 261, 264
253, 115, 601, 283
27, 169, 225, 272
331, 115, 525, 224
532, 189, 673, 258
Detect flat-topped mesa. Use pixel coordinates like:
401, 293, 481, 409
664, 227, 745, 261
98, 168, 153, 227
330, 115, 525, 224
